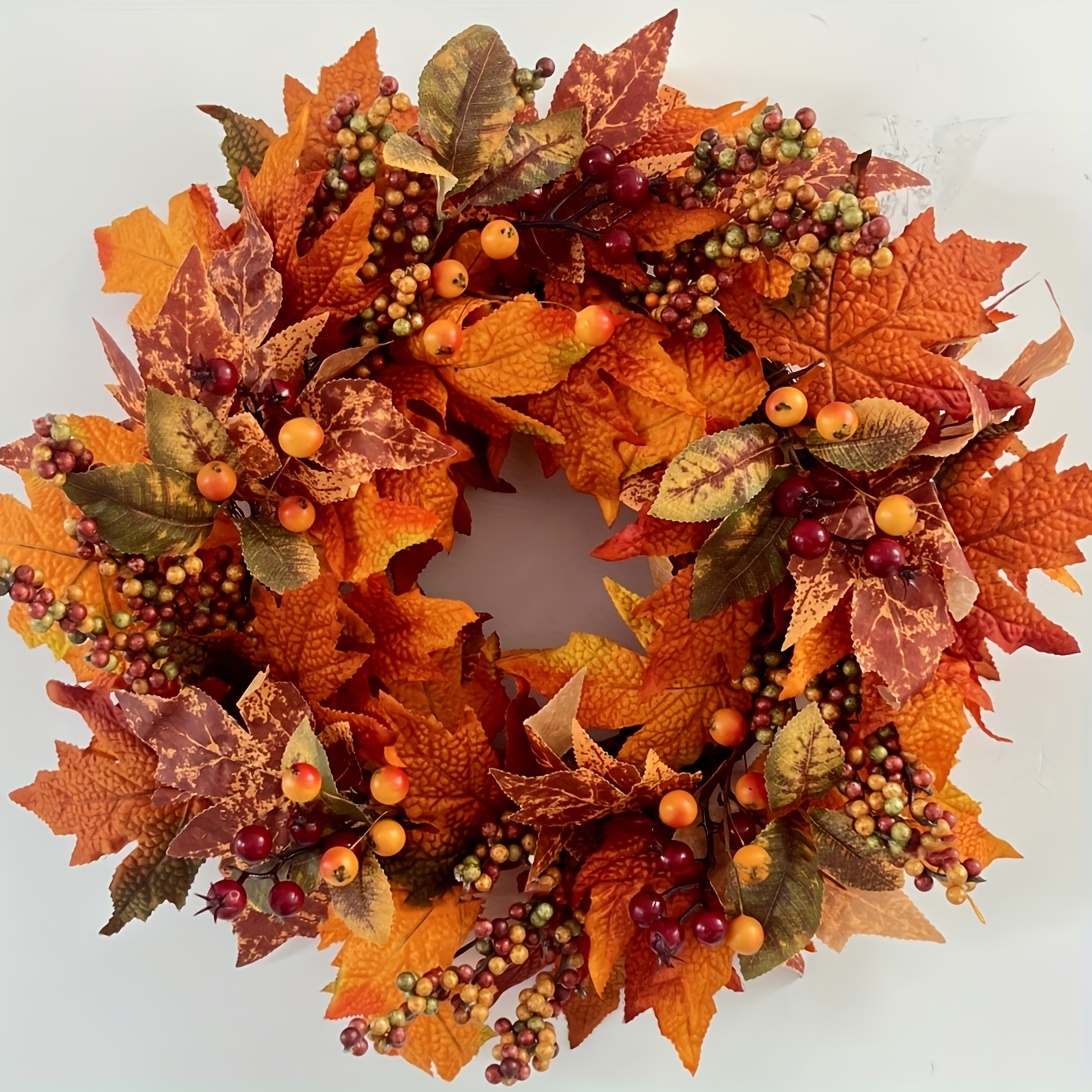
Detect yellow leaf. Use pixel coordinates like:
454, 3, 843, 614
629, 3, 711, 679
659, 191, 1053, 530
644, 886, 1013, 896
816, 879, 945, 952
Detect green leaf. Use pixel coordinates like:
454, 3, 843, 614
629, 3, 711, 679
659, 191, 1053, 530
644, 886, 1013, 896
649, 424, 781, 523
328, 852, 395, 943
100, 840, 201, 936
145, 389, 241, 474
287, 848, 322, 894
466, 109, 585, 206
237, 516, 320, 594
764, 703, 844, 811
243, 873, 274, 914
711, 816, 822, 979
64, 462, 217, 556
280, 718, 369, 822
806, 397, 928, 472
198, 104, 277, 209
691, 473, 793, 619
417, 25, 519, 193
808, 808, 904, 892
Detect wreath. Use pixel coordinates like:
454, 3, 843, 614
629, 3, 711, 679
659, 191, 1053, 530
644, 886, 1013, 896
4, 11, 1089, 1083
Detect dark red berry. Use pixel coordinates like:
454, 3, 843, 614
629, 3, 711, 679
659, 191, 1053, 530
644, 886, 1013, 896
628, 890, 666, 927
774, 475, 812, 518
203, 878, 247, 922
810, 465, 853, 500
259, 378, 297, 411
289, 812, 324, 846
660, 840, 696, 874
378, 75, 399, 96
269, 880, 306, 917
914, 872, 934, 892
649, 918, 683, 961
201, 357, 239, 396
534, 57, 555, 78
600, 225, 635, 261
692, 908, 728, 946
516, 186, 548, 212
579, 143, 616, 179
795, 107, 817, 130
862, 536, 907, 578
232, 824, 273, 862
788, 518, 831, 559
963, 858, 983, 878
866, 215, 891, 240
76, 517, 98, 540
340, 1026, 361, 1049
55, 450, 76, 473
609, 165, 649, 206
762, 110, 783, 133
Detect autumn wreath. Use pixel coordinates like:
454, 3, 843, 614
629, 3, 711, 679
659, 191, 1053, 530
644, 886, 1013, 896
4, 9, 1088, 1084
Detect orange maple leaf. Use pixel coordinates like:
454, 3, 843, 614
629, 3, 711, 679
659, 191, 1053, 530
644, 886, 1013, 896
780, 597, 853, 700
933, 782, 1021, 868
719, 211, 1025, 417
624, 99, 765, 161
593, 505, 715, 562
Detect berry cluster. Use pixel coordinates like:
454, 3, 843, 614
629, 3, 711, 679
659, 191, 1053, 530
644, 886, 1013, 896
30, 415, 96, 482
453, 818, 539, 893
716, 648, 798, 748
512, 57, 555, 108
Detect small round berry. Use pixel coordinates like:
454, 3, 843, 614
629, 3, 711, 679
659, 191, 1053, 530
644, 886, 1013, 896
709, 707, 748, 747
726, 914, 765, 955
874, 493, 919, 537
660, 840, 697, 875
289, 812, 324, 846
204, 878, 247, 922
658, 789, 699, 829
320, 845, 361, 887
649, 918, 683, 955
765, 386, 808, 427
814, 401, 860, 442
481, 220, 520, 260
259, 378, 298, 411
692, 908, 728, 946
195, 461, 237, 502
862, 536, 907, 578
278, 417, 325, 459
268, 880, 306, 917
733, 843, 772, 884
914, 871, 934, 892
431, 259, 469, 298
370, 765, 410, 806
371, 818, 407, 857
734, 772, 768, 810
573, 305, 615, 346
608, 165, 649, 206
421, 317, 464, 357
578, 143, 616, 178
231, 824, 272, 862
600, 225, 635, 261
277, 495, 317, 533
282, 762, 322, 803
795, 107, 817, 130
628, 889, 666, 927
788, 518, 831, 559
773, 475, 811, 518
201, 357, 240, 395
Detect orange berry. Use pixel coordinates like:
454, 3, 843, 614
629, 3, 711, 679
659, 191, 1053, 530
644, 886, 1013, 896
726, 914, 765, 955
733, 843, 772, 884
764, 386, 808, 427
421, 317, 464, 356
874, 493, 919, 537
573, 305, 615, 346
370, 765, 409, 805
278, 416, 326, 459
814, 401, 859, 442
734, 772, 768, 810
277, 495, 316, 533
710, 707, 748, 747
371, 817, 406, 857
195, 460, 237, 502
282, 762, 322, 803
658, 789, 699, 829
431, 259, 469, 298
320, 845, 360, 887
481, 219, 520, 260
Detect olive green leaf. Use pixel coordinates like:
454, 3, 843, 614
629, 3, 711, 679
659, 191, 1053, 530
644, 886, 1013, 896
198, 104, 277, 209
650, 424, 781, 523
764, 703, 844, 811
417, 25, 519, 194
806, 397, 928, 472
237, 516, 320, 594
808, 808, 904, 892
329, 852, 395, 944
382, 131, 458, 208
64, 462, 217, 556
145, 389, 241, 474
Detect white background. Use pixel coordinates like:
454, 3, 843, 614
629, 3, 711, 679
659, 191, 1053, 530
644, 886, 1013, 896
1, 1, 1090, 1089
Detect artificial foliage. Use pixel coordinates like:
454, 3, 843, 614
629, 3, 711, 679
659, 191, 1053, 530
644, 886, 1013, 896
4, 10, 1089, 1082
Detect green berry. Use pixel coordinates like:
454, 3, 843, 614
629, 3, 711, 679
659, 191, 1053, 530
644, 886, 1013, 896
890, 822, 912, 844
391, 317, 412, 337
704, 238, 722, 260
762, 229, 782, 249
884, 797, 906, 817
349, 113, 368, 134
378, 123, 396, 143
726, 226, 747, 249
411, 234, 431, 254
515, 67, 535, 88
746, 132, 762, 151
780, 140, 802, 159
359, 154, 378, 179
750, 116, 767, 136
717, 147, 737, 170
815, 202, 837, 223
424, 997, 439, 1015
690, 320, 709, 339
869, 745, 889, 762
395, 972, 418, 993
841, 207, 864, 230
779, 118, 802, 140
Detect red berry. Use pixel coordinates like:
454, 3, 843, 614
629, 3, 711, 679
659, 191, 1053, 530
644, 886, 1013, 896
201, 357, 239, 395
231, 824, 272, 862
788, 518, 831, 559
866, 215, 891, 240
862, 536, 907, 578
289, 812, 324, 846
378, 75, 399, 96
609, 165, 649, 205
649, 918, 683, 958
795, 107, 817, 130
269, 880, 306, 917
660, 840, 696, 874
692, 908, 728, 946
204, 878, 247, 922
811, 465, 852, 500
516, 186, 548, 212
762, 110, 783, 133
914, 872, 934, 892
579, 143, 616, 178
773, 475, 811, 518
535, 57, 556, 78
963, 858, 983, 878
628, 890, 666, 927
259, 378, 297, 412
600, 225, 635, 261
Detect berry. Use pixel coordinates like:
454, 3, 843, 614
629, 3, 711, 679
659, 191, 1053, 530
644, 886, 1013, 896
431, 259, 469, 298
795, 107, 817, 130
658, 789, 699, 829
773, 475, 811, 518
481, 220, 520, 260
660, 840, 697, 875
600, 225, 635, 261
278, 417, 326, 459
874, 493, 919, 537
788, 518, 830, 559
734, 772, 768, 810
814, 401, 860, 442
370, 764, 410, 805
709, 706, 748, 747
649, 918, 683, 961
277, 495, 316, 533
200, 357, 239, 395
726, 914, 765, 955
259, 378, 298, 412
195, 461, 237, 502
269, 880, 306, 917
289, 812, 324, 846
535, 57, 556, 78
282, 762, 322, 803
320, 845, 360, 887
862, 536, 907, 578
421, 317, 464, 357
203, 878, 247, 922
579, 143, 615, 178
231, 824, 272, 862
764, 386, 809, 427
732, 843, 772, 883
371, 817, 407, 856
573, 305, 615, 346
914, 871, 934, 892
628, 889, 666, 927
608, 165, 649, 206
692, 908, 728, 946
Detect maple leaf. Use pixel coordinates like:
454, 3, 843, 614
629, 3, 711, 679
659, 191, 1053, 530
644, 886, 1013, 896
9, 681, 201, 934
623, 203, 731, 251
229, 885, 329, 968
719, 211, 1025, 418
250, 574, 368, 702
94, 185, 228, 326
592, 504, 715, 562
816, 879, 944, 953
566, 959, 624, 1048
624, 98, 764, 161
94, 320, 147, 423
933, 782, 1021, 868
664, 321, 766, 426
780, 597, 853, 699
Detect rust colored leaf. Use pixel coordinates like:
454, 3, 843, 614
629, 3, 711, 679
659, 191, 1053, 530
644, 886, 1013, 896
624, 202, 731, 251
816, 879, 944, 952
94, 320, 146, 422
664, 322, 766, 426
566, 959, 623, 1048
625, 98, 764, 160
230, 886, 329, 967
593, 504, 715, 561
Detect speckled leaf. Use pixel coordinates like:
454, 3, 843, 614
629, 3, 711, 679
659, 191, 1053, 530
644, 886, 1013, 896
63, 462, 217, 556
225, 412, 281, 477
524, 668, 586, 756
328, 853, 395, 943
806, 398, 928, 472
650, 424, 781, 523
237, 515, 320, 594
808, 808, 904, 891
94, 320, 146, 422
198, 104, 277, 209
765, 703, 844, 811
417, 25, 518, 191
817, 880, 944, 952
145, 390, 240, 474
